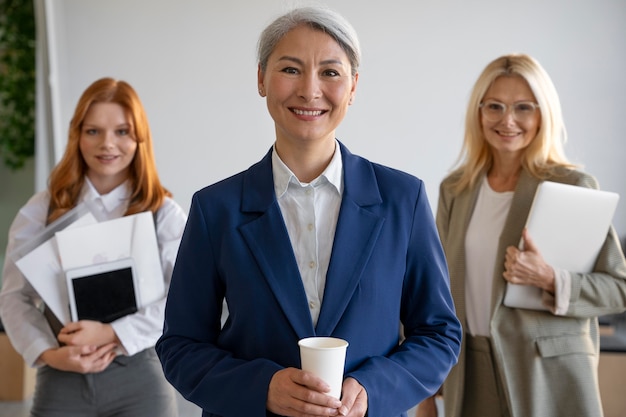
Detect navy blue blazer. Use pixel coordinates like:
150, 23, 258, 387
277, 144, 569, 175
156, 142, 461, 417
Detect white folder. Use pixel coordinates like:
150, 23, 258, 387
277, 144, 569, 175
13, 203, 98, 324
55, 211, 165, 311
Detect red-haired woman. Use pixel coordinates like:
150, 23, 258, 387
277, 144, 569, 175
0, 78, 187, 417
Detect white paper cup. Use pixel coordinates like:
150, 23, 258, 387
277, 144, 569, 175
298, 336, 349, 399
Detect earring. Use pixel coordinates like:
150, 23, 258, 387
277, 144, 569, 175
258, 88, 264, 96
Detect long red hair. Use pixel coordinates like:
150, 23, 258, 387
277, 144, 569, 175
47, 77, 171, 223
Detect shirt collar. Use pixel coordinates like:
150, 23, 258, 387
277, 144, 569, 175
81, 177, 132, 212
272, 141, 343, 198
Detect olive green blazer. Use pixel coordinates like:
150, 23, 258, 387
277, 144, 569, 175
437, 168, 626, 417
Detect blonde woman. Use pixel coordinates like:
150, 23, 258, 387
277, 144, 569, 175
417, 54, 626, 417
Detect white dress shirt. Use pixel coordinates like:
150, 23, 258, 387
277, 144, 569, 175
0, 178, 187, 366
272, 142, 343, 326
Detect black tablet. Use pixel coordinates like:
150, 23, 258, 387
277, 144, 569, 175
66, 258, 139, 323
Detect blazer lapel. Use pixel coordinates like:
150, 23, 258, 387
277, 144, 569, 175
237, 143, 387, 337
445, 179, 481, 326
315, 143, 385, 335
442, 170, 542, 344
238, 149, 315, 338
491, 171, 541, 309
448, 171, 541, 320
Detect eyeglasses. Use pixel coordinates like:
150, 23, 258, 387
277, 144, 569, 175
479, 100, 539, 122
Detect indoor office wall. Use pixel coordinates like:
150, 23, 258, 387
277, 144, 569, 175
42, 0, 626, 236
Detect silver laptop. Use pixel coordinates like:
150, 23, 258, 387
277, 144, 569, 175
503, 181, 619, 310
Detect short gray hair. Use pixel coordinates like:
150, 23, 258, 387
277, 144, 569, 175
257, 6, 361, 76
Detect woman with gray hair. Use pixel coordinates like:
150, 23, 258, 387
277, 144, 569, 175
157, 5, 461, 417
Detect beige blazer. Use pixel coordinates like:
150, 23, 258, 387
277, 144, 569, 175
437, 168, 626, 417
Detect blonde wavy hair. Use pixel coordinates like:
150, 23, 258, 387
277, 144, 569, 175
47, 77, 171, 223
449, 53, 577, 193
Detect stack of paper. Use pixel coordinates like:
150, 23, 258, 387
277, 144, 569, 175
12, 205, 164, 324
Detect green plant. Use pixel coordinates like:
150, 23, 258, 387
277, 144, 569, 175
0, 0, 36, 170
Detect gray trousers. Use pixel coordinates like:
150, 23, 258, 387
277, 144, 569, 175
30, 348, 178, 417
461, 334, 511, 417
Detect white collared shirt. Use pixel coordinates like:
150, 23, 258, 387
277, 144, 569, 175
0, 178, 187, 365
272, 142, 343, 326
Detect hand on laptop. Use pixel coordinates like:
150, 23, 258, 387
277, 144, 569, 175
503, 228, 556, 294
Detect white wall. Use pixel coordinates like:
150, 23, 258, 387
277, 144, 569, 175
45, 0, 626, 235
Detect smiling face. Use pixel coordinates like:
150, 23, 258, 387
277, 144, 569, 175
481, 75, 541, 162
258, 24, 358, 150
79, 102, 137, 194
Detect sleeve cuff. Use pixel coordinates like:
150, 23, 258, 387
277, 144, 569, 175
543, 268, 571, 315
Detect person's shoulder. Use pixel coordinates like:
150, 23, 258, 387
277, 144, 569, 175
340, 141, 419, 181
193, 150, 273, 200
19, 189, 50, 216
193, 170, 247, 198
159, 196, 187, 218
28, 189, 50, 203
342, 151, 424, 204
547, 167, 599, 189
366, 162, 426, 200
440, 170, 463, 189
7, 190, 51, 240
437, 170, 466, 200
371, 161, 421, 183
